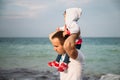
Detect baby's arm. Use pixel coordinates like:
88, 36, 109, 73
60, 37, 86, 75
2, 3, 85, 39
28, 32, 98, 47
58, 22, 80, 37
57, 22, 80, 37
67, 22, 80, 35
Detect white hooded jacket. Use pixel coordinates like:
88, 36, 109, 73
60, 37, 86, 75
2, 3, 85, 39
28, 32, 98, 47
60, 8, 82, 34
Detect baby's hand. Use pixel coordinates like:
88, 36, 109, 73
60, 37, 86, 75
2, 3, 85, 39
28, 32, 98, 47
64, 26, 68, 32
56, 27, 60, 31
64, 27, 70, 36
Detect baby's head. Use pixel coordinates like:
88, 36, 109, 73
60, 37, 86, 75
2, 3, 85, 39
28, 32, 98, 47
64, 8, 82, 24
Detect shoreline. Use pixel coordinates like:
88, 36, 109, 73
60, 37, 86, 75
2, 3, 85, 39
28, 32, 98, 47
1, 68, 119, 80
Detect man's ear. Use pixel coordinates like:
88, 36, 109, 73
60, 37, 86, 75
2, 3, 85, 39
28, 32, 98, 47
49, 31, 57, 42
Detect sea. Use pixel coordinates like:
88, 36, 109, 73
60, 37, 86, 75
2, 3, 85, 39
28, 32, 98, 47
0, 37, 120, 75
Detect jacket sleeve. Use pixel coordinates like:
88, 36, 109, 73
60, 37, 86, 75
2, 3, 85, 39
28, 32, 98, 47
67, 22, 80, 34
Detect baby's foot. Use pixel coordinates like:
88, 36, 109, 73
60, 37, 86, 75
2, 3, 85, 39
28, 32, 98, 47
58, 62, 68, 72
48, 61, 59, 68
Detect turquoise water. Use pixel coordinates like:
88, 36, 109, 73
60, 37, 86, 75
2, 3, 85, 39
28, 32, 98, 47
0, 38, 120, 75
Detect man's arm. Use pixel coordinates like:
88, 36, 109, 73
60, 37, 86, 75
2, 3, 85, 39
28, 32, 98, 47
65, 43, 78, 59
68, 48, 78, 59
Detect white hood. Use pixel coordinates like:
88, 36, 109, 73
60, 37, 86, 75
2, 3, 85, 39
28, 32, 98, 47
65, 8, 82, 25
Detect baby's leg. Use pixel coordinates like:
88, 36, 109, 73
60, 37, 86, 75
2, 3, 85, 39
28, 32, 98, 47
76, 44, 81, 49
63, 54, 70, 64
64, 33, 78, 59
58, 54, 69, 72
56, 54, 62, 62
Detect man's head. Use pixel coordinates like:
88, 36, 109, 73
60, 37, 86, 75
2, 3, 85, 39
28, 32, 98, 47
49, 31, 67, 54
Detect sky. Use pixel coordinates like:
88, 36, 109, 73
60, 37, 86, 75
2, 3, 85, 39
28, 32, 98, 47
0, 0, 120, 37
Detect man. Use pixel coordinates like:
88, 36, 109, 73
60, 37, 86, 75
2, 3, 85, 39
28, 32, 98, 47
49, 31, 84, 80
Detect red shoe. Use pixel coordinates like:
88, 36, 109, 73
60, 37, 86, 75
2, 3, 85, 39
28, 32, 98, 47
48, 61, 59, 68
76, 38, 82, 45
58, 62, 68, 72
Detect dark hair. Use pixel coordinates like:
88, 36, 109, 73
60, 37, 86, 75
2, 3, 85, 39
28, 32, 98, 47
51, 31, 68, 45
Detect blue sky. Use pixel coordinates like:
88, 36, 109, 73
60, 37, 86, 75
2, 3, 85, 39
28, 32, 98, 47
0, 0, 120, 37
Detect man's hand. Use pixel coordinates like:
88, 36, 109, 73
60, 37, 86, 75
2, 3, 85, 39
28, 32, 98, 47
63, 31, 68, 37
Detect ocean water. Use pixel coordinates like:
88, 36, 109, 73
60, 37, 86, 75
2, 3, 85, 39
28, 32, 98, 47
0, 38, 120, 75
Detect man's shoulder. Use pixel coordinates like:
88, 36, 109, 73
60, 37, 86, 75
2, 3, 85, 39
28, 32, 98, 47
77, 50, 84, 63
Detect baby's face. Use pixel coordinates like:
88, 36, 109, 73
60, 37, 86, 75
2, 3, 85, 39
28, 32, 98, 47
64, 13, 66, 22
51, 38, 66, 55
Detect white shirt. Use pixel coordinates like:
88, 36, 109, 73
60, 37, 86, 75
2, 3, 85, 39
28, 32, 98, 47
60, 50, 84, 80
